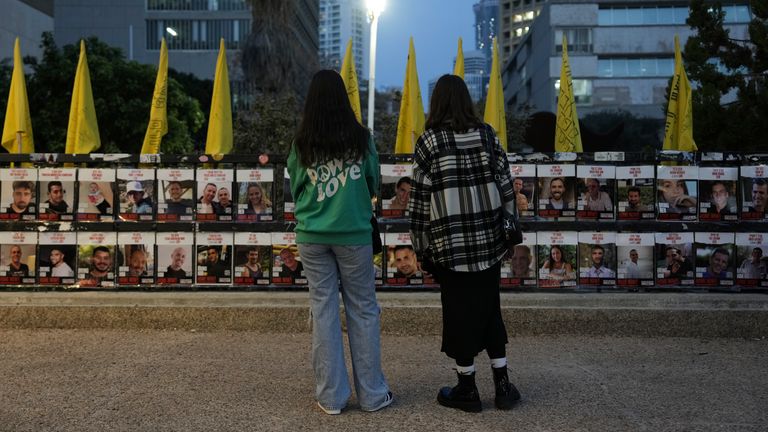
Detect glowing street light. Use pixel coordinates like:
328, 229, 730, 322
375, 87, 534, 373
366, 0, 386, 131
166, 27, 178, 37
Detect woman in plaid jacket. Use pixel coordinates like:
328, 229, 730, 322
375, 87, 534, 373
408, 74, 520, 413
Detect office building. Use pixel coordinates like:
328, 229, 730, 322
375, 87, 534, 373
1, 0, 54, 61
502, 0, 752, 119
499, 0, 546, 67
318, 0, 370, 78
474, 0, 499, 72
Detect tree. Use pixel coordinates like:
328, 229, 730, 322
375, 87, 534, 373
684, 0, 768, 151
0, 33, 205, 154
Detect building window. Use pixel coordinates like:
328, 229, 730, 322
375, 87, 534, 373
147, 19, 251, 50
598, 5, 751, 26
598, 58, 674, 77
146, 0, 248, 11
555, 28, 592, 54
556, 79, 593, 105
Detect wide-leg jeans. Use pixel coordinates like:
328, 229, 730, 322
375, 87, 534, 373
298, 243, 390, 411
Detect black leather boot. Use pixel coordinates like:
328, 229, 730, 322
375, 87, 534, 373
492, 366, 521, 410
437, 372, 482, 413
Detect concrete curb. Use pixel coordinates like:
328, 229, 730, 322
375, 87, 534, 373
1, 291, 767, 338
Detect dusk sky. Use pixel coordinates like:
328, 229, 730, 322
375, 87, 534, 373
374, 0, 478, 101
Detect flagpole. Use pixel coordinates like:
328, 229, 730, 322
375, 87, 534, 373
366, 0, 385, 131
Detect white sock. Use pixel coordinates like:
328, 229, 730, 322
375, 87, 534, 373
455, 364, 476, 375
490, 357, 507, 369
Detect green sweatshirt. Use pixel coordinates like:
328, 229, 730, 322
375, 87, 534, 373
287, 138, 379, 245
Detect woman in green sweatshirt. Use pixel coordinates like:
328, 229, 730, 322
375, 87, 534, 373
288, 70, 392, 415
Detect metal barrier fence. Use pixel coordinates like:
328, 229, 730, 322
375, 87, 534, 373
0, 151, 766, 291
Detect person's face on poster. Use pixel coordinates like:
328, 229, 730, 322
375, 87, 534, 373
281, 249, 298, 270
248, 249, 259, 265
217, 188, 231, 207
510, 246, 531, 276
549, 179, 564, 201
753, 183, 767, 209
586, 179, 600, 198
513, 178, 524, 193
92, 250, 111, 273
630, 249, 639, 264
50, 249, 64, 266
201, 184, 216, 204
129, 191, 143, 205
248, 185, 263, 206
591, 248, 604, 266
660, 180, 685, 202
711, 183, 729, 208
10, 245, 22, 265
395, 248, 417, 276
394, 182, 411, 207
751, 248, 763, 263
171, 247, 186, 269
207, 248, 219, 264
709, 251, 729, 274
628, 190, 641, 207
129, 250, 147, 276
48, 184, 64, 205
168, 183, 183, 202
550, 246, 563, 263
665, 248, 680, 266
13, 186, 32, 210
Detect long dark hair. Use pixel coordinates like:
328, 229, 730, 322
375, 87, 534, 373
425, 74, 482, 132
293, 70, 370, 167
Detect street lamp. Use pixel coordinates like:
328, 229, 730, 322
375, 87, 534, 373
366, 0, 386, 131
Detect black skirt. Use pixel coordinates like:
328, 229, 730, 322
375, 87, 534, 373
432, 261, 508, 360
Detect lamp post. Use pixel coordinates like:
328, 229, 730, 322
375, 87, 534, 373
366, 0, 386, 131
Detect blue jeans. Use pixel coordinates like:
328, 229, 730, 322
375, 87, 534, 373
298, 243, 390, 411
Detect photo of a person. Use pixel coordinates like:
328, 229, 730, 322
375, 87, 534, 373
165, 247, 188, 279
739, 247, 767, 280
278, 247, 304, 278
240, 247, 263, 278
702, 247, 731, 279
80, 246, 113, 286
42, 181, 70, 215
127, 248, 149, 278
540, 245, 576, 281
704, 180, 737, 215
662, 247, 693, 279
49, 247, 75, 278
197, 183, 220, 214
388, 177, 411, 210
625, 186, 652, 212
243, 183, 272, 215
545, 178, 571, 210
125, 181, 153, 214
5, 245, 29, 277
86, 182, 112, 215
163, 180, 194, 215
581, 178, 612, 212
6, 181, 35, 215
582, 245, 615, 279
510, 244, 532, 278
198, 246, 229, 278
392, 245, 419, 278
748, 179, 767, 213
657, 179, 697, 213
512, 178, 529, 213
216, 187, 232, 215
622, 249, 641, 279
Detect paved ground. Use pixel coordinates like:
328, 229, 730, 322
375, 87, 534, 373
1, 330, 766, 431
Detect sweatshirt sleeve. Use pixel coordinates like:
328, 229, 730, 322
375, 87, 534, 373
408, 132, 433, 260
489, 126, 517, 216
287, 144, 306, 203
365, 135, 380, 198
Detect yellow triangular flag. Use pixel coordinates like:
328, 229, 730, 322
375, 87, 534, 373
394, 37, 425, 154
140, 38, 168, 154
453, 37, 464, 79
2, 37, 34, 154
340, 38, 362, 124
554, 35, 583, 152
205, 38, 233, 155
484, 37, 507, 150
663, 35, 697, 152
65, 40, 100, 154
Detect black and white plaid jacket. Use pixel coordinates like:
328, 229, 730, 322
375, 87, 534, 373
408, 123, 516, 272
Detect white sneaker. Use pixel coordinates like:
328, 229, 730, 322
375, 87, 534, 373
317, 401, 341, 415
362, 391, 394, 412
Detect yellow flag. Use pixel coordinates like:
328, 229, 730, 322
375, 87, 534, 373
65, 40, 100, 154
140, 38, 168, 154
663, 35, 697, 152
340, 38, 362, 124
394, 37, 425, 154
1, 38, 34, 154
554, 35, 583, 152
453, 37, 464, 79
484, 37, 507, 150
205, 38, 233, 155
